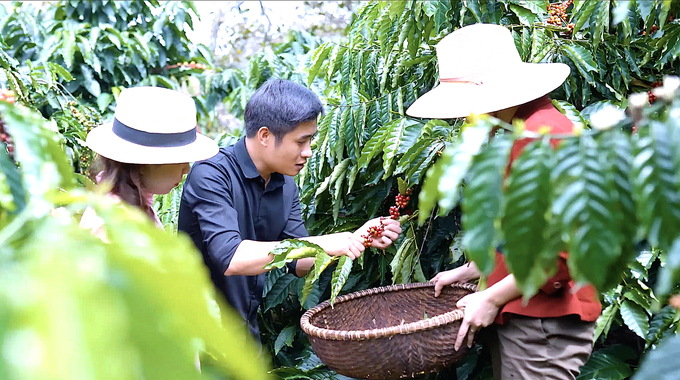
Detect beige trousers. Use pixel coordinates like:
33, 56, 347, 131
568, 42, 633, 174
486, 315, 595, 380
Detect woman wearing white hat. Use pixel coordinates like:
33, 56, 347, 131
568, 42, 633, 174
81, 86, 219, 239
411, 24, 601, 380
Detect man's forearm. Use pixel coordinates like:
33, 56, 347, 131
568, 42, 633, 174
225, 233, 359, 276
225, 240, 278, 276
225, 238, 324, 276
295, 257, 315, 277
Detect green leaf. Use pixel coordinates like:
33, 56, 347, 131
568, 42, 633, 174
509, 4, 539, 26
434, 1, 451, 32
503, 138, 557, 295
274, 325, 296, 355
390, 227, 417, 284
398, 16, 414, 52
577, 345, 634, 380
62, 30, 76, 68
634, 336, 680, 380
358, 120, 391, 169
347, 164, 359, 194
418, 121, 492, 224
561, 43, 598, 76
47, 62, 73, 81
0, 143, 26, 217
646, 306, 678, 346
301, 274, 317, 307
636, 0, 655, 31
592, 0, 610, 48
301, 252, 336, 305
264, 239, 325, 270
389, 0, 407, 20
97, 93, 114, 112
422, 1, 437, 17
632, 121, 680, 262
336, 108, 351, 160
552, 135, 622, 290
397, 177, 408, 195
571, 0, 600, 35
462, 135, 513, 276
658, 0, 672, 30
530, 28, 553, 63
552, 100, 588, 131
382, 118, 422, 179
307, 43, 331, 86
620, 300, 650, 339
80, 64, 101, 97
406, 144, 441, 185
624, 287, 652, 310
594, 303, 620, 342
0, 103, 74, 207
330, 256, 353, 305
601, 130, 638, 289
436, 122, 492, 216
326, 46, 344, 84
396, 138, 433, 175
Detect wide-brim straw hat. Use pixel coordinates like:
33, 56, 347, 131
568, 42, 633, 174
406, 23, 570, 119
86, 86, 219, 164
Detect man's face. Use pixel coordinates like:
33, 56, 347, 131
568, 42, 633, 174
266, 120, 316, 176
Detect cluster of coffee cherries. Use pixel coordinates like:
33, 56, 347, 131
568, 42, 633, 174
648, 81, 663, 104
547, 0, 574, 31
360, 218, 386, 247
360, 188, 413, 247
389, 188, 412, 220
641, 25, 660, 36
166, 61, 208, 70
67, 101, 100, 132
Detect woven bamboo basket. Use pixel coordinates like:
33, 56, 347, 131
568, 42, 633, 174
300, 282, 477, 379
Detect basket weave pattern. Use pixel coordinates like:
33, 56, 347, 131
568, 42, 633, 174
300, 282, 476, 379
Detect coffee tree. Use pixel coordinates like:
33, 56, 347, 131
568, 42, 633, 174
257, 1, 680, 379
0, 1, 269, 379
3, 0, 680, 379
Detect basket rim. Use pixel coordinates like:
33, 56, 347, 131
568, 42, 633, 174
300, 281, 476, 341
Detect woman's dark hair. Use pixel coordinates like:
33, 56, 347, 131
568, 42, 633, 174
89, 155, 155, 220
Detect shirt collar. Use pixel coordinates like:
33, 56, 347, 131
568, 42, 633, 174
234, 137, 261, 179
514, 95, 554, 120
234, 137, 285, 190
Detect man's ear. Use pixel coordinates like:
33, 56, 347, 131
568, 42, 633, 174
257, 127, 272, 147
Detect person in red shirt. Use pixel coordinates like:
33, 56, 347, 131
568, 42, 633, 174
406, 24, 602, 380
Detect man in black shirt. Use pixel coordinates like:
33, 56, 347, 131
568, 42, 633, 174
178, 79, 402, 337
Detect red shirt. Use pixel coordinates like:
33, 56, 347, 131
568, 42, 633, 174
488, 96, 602, 324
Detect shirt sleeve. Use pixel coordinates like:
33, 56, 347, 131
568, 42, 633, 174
182, 162, 242, 276
278, 185, 309, 277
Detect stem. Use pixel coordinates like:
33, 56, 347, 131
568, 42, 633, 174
408, 206, 436, 281
329, 41, 380, 53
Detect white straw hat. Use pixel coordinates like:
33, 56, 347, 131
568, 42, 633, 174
406, 24, 570, 119
86, 86, 219, 164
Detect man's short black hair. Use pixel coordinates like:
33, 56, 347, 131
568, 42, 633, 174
244, 79, 324, 141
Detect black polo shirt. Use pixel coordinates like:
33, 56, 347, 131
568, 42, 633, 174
178, 137, 307, 337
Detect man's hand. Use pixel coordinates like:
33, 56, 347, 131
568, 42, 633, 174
353, 217, 402, 249
454, 291, 500, 351
312, 231, 365, 259
431, 263, 482, 297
